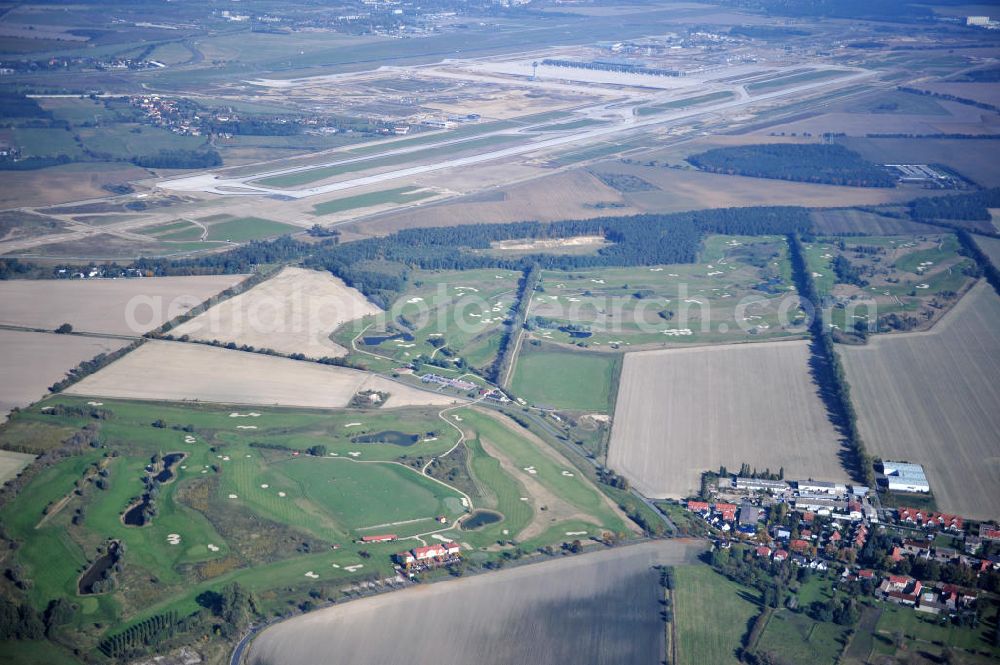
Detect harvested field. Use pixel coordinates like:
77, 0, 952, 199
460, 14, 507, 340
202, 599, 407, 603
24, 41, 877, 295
811, 209, 939, 235
838, 137, 1000, 188
0, 275, 247, 336
0, 329, 129, 422
170, 267, 380, 358
0, 450, 36, 483
247, 540, 705, 665
594, 163, 916, 211
608, 340, 847, 498
974, 234, 1000, 268
65, 341, 459, 409
916, 82, 1000, 109
352, 170, 634, 235
0, 162, 148, 209
839, 281, 1000, 519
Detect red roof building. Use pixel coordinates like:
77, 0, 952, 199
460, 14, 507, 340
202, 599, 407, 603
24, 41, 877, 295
756, 546, 772, 557
790, 539, 810, 553
361, 534, 398, 543
686, 501, 710, 513
412, 542, 461, 561
715, 503, 737, 521
773, 549, 789, 562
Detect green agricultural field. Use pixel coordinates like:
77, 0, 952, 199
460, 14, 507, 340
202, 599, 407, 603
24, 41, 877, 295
871, 603, 1000, 661
510, 344, 618, 412
312, 186, 434, 216
755, 610, 849, 665
674, 565, 761, 665
203, 217, 300, 242
10, 127, 85, 158
525, 235, 799, 348
76, 124, 206, 159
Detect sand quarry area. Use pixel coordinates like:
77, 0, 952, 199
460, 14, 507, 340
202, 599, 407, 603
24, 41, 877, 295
0, 275, 246, 336
170, 267, 380, 358
65, 340, 458, 409
0, 329, 130, 422
247, 540, 705, 665
608, 339, 848, 498
840, 281, 1000, 520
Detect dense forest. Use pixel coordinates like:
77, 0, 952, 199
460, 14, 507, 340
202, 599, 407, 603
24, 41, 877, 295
686, 144, 897, 188
70, 207, 811, 307
302, 207, 812, 306
132, 149, 222, 169
909, 188, 1000, 222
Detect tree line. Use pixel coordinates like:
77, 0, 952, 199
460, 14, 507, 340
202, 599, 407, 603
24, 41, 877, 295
490, 264, 540, 385
910, 187, 1000, 222
787, 233, 874, 487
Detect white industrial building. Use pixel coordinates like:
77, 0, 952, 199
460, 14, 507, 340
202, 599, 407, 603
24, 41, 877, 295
881, 461, 930, 493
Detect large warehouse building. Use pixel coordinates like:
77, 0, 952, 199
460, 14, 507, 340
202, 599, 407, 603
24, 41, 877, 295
881, 461, 931, 493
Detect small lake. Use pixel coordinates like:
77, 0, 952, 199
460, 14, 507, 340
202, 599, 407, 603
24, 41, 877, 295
78, 541, 120, 594
122, 496, 152, 526
563, 328, 593, 339
153, 452, 186, 483
460, 510, 503, 530
362, 332, 414, 346
351, 431, 419, 446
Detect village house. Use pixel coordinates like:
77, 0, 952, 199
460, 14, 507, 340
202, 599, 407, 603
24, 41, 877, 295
897, 507, 963, 531
878, 575, 923, 605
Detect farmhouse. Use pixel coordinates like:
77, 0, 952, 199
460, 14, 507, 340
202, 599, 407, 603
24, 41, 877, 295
360, 534, 398, 543
879, 575, 923, 606
394, 542, 461, 570
880, 461, 930, 493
